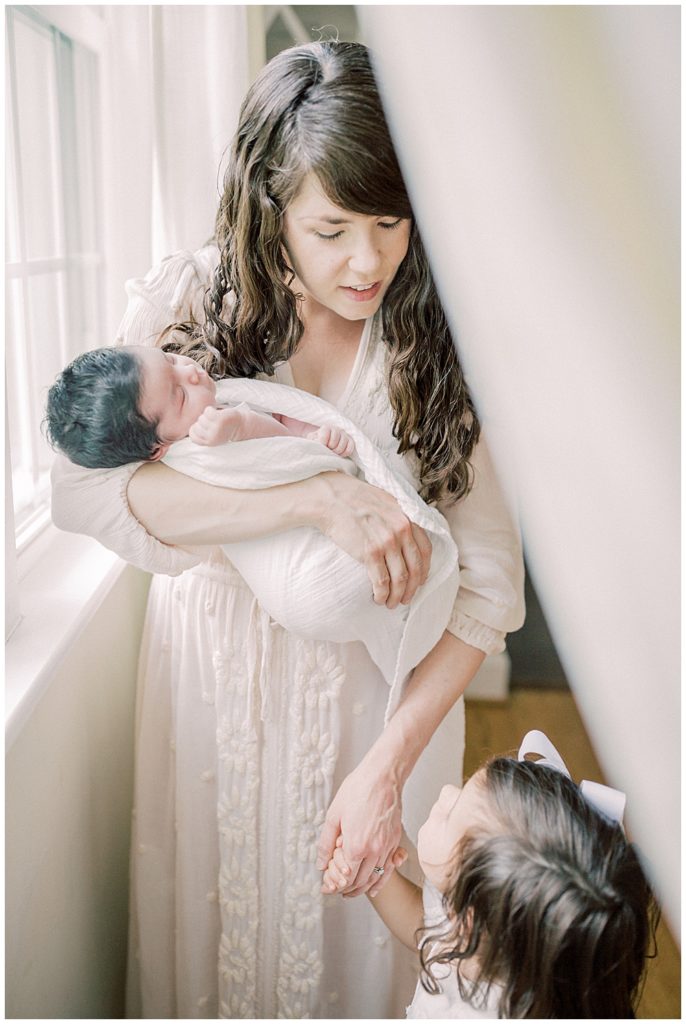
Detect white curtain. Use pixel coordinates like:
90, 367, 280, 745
149, 6, 250, 260
98, 5, 250, 338
360, 6, 680, 934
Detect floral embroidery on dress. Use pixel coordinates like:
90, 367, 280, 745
276, 639, 345, 1018
215, 635, 260, 1018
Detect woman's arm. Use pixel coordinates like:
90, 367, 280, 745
439, 435, 526, 653
128, 462, 432, 608
50, 453, 202, 576
316, 631, 485, 893
315, 436, 524, 888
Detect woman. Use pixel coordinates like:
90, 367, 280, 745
51, 42, 524, 1018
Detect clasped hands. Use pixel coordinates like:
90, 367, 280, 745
316, 762, 407, 899
321, 838, 408, 898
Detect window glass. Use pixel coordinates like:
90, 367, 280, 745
11, 273, 65, 520
5, 6, 103, 543
26, 271, 68, 414
4, 33, 20, 263
6, 279, 31, 505
12, 15, 63, 261
72, 45, 100, 254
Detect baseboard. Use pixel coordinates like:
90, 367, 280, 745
465, 650, 511, 702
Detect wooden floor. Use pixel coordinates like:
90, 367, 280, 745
464, 688, 681, 1020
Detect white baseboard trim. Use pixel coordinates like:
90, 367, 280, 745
465, 650, 511, 702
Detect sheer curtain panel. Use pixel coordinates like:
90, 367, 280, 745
150, 6, 249, 261
361, 5, 680, 932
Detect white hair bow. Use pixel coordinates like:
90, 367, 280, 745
517, 729, 626, 826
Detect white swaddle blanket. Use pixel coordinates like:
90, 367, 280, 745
163, 379, 459, 720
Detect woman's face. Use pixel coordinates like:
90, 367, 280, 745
417, 771, 490, 893
282, 173, 411, 322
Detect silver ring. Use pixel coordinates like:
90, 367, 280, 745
373, 866, 385, 875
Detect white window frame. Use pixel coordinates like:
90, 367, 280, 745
5, 5, 106, 642
5, 5, 160, 750
6, 5, 105, 549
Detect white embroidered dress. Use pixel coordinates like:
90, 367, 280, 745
50, 247, 525, 1019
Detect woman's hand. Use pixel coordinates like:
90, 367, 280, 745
316, 758, 404, 898
313, 472, 432, 609
316, 634, 487, 900
127, 464, 432, 609
322, 838, 408, 898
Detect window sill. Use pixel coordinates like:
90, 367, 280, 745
5, 524, 131, 751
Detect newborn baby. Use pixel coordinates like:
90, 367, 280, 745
45, 345, 459, 712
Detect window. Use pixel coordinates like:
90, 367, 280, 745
5, 5, 104, 550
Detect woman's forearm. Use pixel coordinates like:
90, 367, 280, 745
361, 632, 486, 788
127, 462, 432, 608
316, 632, 485, 896
126, 460, 328, 546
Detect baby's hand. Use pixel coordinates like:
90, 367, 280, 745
189, 406, 245, 446
309, 424, 355, 458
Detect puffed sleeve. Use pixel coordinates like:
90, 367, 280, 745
438, 435, 526, 655
50, 246, 219, 575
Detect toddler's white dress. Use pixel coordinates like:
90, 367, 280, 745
407, 880, 503, 1019
51, 246, 525, 1019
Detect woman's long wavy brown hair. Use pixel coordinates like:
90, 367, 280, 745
167, 40, 479, 504
418, 758, 658, 1018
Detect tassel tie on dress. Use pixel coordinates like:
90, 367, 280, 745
246, 597, 276, 725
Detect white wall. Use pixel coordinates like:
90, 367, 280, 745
361, 5, 680, 932
6, 567, 150, 1018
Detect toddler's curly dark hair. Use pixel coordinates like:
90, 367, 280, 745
419, 757, 657, 1018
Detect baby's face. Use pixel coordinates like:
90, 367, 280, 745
417, 769, 490, 892
135, 346, 217, 453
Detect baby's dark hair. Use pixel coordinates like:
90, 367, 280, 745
419, 757, 657, 1018
44, 347, 160, 468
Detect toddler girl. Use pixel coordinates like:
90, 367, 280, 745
322, 730, 656, 1018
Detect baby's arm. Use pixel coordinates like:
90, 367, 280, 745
273, 414, 355, 457
189, 405, 294, 446
190, 405, 355, 457
322, 841, 422, 951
